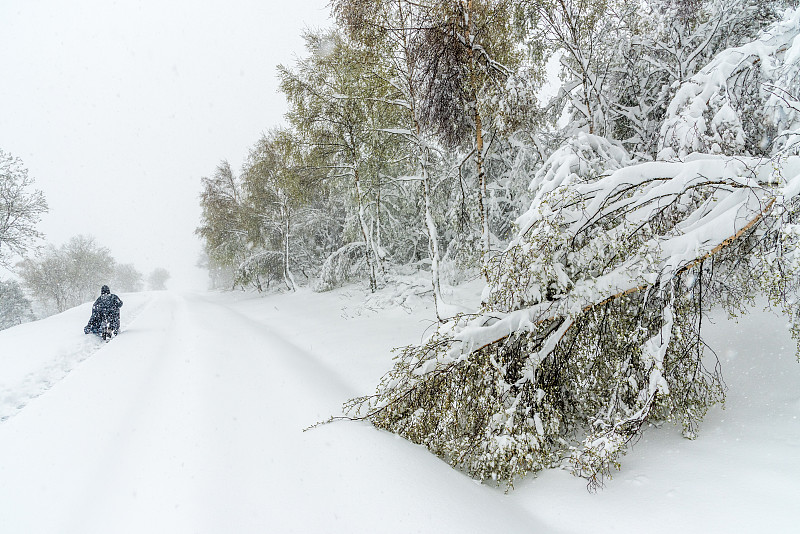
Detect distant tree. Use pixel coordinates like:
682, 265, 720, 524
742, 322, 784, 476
197, 251, 235, 290
0, 149, 48, 266
17, 248, 69, 312
147, 268, 170, 290
17, 235, 116, 313
0, 278, 33, 330
113, 263, 144, 292
62, 235, 116, 303
196, 161, 254, 289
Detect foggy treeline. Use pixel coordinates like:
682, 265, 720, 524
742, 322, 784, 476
16, 235, 145, 315
0, 148, 173, 326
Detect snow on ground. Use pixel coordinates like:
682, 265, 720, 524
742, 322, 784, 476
0, 281, 798, 533
0, 293, 153, 423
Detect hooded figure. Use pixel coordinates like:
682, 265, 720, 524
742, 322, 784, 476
84, 285, 123, 336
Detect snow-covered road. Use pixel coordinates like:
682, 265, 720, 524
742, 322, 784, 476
2, 288, 799, 533
0, 291, 543, 533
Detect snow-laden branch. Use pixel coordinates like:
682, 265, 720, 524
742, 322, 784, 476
442, 141, 796, 370
659, 7, 800, 159
349, 131, 800, 488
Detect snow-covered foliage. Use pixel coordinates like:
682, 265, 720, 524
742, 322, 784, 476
531, 0, 783, 158
660, 6, 800, 158
316, 242, 369, 292
344, 10, 800, 488
348, 141, 800, 488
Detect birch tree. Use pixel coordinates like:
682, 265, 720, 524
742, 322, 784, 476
280, 30, 390, 292
333, 0, 527, 314
196, 161, 258, 289
333, 0, 449, 316
0, 150, 48, 266
407, 0, 524, 276
243, 128, 315, 291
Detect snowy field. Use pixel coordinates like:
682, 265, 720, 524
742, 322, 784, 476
0, 284, 798, 533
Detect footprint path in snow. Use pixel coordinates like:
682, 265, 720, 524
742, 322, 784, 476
0, 295, 154, 424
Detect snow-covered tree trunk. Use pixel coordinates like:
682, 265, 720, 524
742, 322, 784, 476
282, 196, 296, 292
462, 0, 491, 279
409, 60, 445, 321
468, 90, 491, 281
374, 178, 386, 276
354, 166, 378, 292
422, 161, 444, 321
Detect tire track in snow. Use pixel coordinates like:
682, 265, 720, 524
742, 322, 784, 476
61, 291, 353, 532
191, 292, 357, 403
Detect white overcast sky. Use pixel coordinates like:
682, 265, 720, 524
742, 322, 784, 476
0, 1, 330, 290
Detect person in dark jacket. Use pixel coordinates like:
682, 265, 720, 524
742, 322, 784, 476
84, 285, 123, 336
